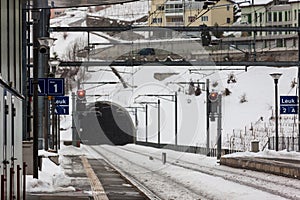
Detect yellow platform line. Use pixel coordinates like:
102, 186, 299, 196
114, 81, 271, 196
81, 156, 109, 200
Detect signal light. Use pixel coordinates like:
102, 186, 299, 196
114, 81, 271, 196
208, 92, 218, 102
77, 89, 86, 100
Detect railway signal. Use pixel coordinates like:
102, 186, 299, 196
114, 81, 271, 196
201, 25, 211, 46
76, 89, 86, 112
77, 89, 86, 100
208, 91, 219, 115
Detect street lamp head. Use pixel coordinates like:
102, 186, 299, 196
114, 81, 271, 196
48, 58, 60, 68
37, 37, 57, 47
38, 37, 57, 54
270, 73, 282, 81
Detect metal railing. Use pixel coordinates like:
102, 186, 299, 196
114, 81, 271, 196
268, 136, 299, 151
136, 141, 241, 157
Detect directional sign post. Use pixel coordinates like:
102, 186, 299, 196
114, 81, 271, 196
54, 96, 69, 115
280, 96, 298, 114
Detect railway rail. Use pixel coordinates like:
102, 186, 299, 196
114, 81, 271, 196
118, 146, 300, 200
85, 145, 300, 200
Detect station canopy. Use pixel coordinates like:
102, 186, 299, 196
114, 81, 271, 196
26, 0, 139, 8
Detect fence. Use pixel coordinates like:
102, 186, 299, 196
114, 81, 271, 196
136, 141, 241, 157
268, 136, 299, 151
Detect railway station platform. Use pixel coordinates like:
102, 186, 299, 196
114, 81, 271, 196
26, 149, 300, 200
26, 154, 149, 200
220, 156, 300, 180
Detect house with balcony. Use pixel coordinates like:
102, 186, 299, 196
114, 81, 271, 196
149, 0, 235, 27
240, 0, 300, 49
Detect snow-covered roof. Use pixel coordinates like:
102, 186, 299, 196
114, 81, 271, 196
238, 0, 300, 6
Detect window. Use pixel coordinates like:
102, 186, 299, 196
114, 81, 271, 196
226, 18, 231, 24
254, 12, 257, 23
165, 3, 183, 13
259, 13, 262, 23
152, 18, 162, 24
285, 11, 288, 21
247, 14, 252, 23
279, 12, 282, 22
295, 10, 297, 20
156, 5, 164, 11
188, 16, 196, 23
226, 5, 230, 11
171, 17, 183, 22
276, 39, 283, 47
268, 12, 272, 22
273, 12, 277, 22
201, 16, 208, 21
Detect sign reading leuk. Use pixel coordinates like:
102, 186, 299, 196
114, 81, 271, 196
280, 96, 298, 105
54, 96, 69, 105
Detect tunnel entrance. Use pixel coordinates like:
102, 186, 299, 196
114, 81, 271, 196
79, 101, 135, 145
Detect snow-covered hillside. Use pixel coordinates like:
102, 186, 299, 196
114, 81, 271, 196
50, 3, 298, 152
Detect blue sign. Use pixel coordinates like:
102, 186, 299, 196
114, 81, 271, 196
280, 96, 298, 105
55, 105, 69, 115
280, 105, 298, 114
48, 78, 64, 96
54, 96, 69, 105
29, 79, 47, 96
29, 78, 65, 96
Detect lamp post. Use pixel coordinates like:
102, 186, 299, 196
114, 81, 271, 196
270, 72, 282, 151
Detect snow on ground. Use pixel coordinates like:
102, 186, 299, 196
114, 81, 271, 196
84, 144, 300, 200
224, 148, 300, 159
26, 156, 75, 193
89, 0, 149, 22
27, 2, 300, 195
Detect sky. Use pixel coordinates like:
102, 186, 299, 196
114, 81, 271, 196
27, 1, 300, 196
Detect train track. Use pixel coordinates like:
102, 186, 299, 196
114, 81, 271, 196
86, 145, 300, 200
87, 146, 207, 200
117, 146, 300, 200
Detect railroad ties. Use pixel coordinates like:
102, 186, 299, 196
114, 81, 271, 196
81, 156, 149, 200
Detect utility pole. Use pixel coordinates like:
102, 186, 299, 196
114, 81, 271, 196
158, 99, 160, 146
32, 0, 40, 179
298, 12, 300, 152
206, 79, 210, 156
145, 104, 148, 143
175, 92, 178, 146
217, 94, 222, 159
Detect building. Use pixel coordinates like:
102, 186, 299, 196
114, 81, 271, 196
0, 0, 24, 199
149, 0, 235, 27
240, 0, 300, 48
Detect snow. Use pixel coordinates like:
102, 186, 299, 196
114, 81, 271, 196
84, 144, 300, 199
224, 148, 300, 159
27, 2, 300, 197
26, 157, 76, 193
89, 0, 149, 22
